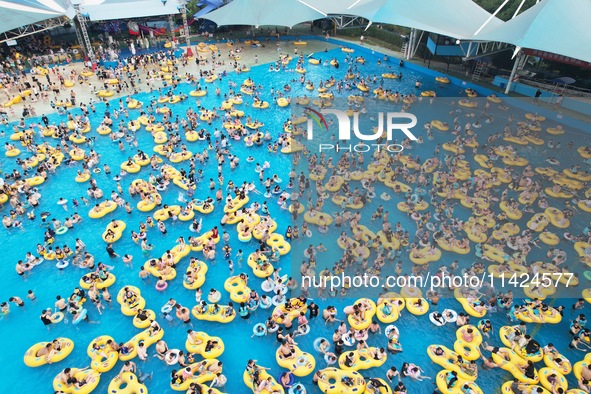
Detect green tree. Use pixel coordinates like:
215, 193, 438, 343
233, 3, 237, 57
474, 0, 537, 21
186, 0, 201, 17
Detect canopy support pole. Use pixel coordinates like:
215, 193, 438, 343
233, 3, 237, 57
549, 83, 566, 104
549, 83, 558, 103
474, 0, 510, 36
512, 0, 528, 18
0, 17, 68, 44
410, 30, 423, 58
462, 41, 472, 57
406, 29, 415, 60
504, 50, 523, 94
404, 30, 411, 59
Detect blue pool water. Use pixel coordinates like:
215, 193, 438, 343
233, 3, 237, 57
1, 41, 590, 394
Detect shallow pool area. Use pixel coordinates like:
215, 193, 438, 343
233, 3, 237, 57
1, 40, 591, 394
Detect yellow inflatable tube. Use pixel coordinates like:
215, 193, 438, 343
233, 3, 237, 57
435, 370, 483, 394
376, 297, 404, 323
243, 369, 284, 393
491, 348, 539, 384
453, 325, 482, 361
186, 331, 224, 359
346, 298, 377, 330
119, 327, 164, 362
338, 347, 387, 371
192, 303, 236, 324
275, 345, 316, 376
317, 368, 365, 394
116, 286, 146, 316
24, 338, 74, 367
87, 335, 119, 372
108, 372, 147, 394
53, 368, 101, 394
170, 359, 222, 391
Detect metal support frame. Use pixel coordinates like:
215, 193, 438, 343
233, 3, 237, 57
460, 40, 512, 60
410, 29, 423, 59
549, 82, 566, 104
405, 28, 423, 60
464, 42, 473, 57
464, 45, 512, 60
405, 29, 413, 59
74, 4, 94, 61
329, 15, 366, 29
73, 17, 85, 55
505, 50, 524, 94
0, 17, 69, 44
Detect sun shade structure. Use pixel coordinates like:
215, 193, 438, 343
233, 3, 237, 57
79, 0, 181, 21
0, 0, 70, 34
0, 0, 181, 34
201, 0, 327, 28
472, 0, 591, 64
1, 0, 590, 67
352, 0, 503, 40
552, 77, 576, 85
296, 0, 376, 15
298, 0, 503, 40
193, 0, 224, 19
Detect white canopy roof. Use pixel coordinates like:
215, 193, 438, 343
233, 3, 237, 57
80, 0, 180, 21
297, 0, 373, 15
2, 0, 590, 66
201, 0, 327, 28
203, 0, 503, 40
0, 0, 180, 35
472, 0, 591, 64
0, 0, 71, 34
344, 0, 504, 40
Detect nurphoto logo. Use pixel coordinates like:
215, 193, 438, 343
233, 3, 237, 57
304, 107, 418, 153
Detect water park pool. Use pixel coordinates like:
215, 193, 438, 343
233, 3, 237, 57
1, 39, 591, 394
